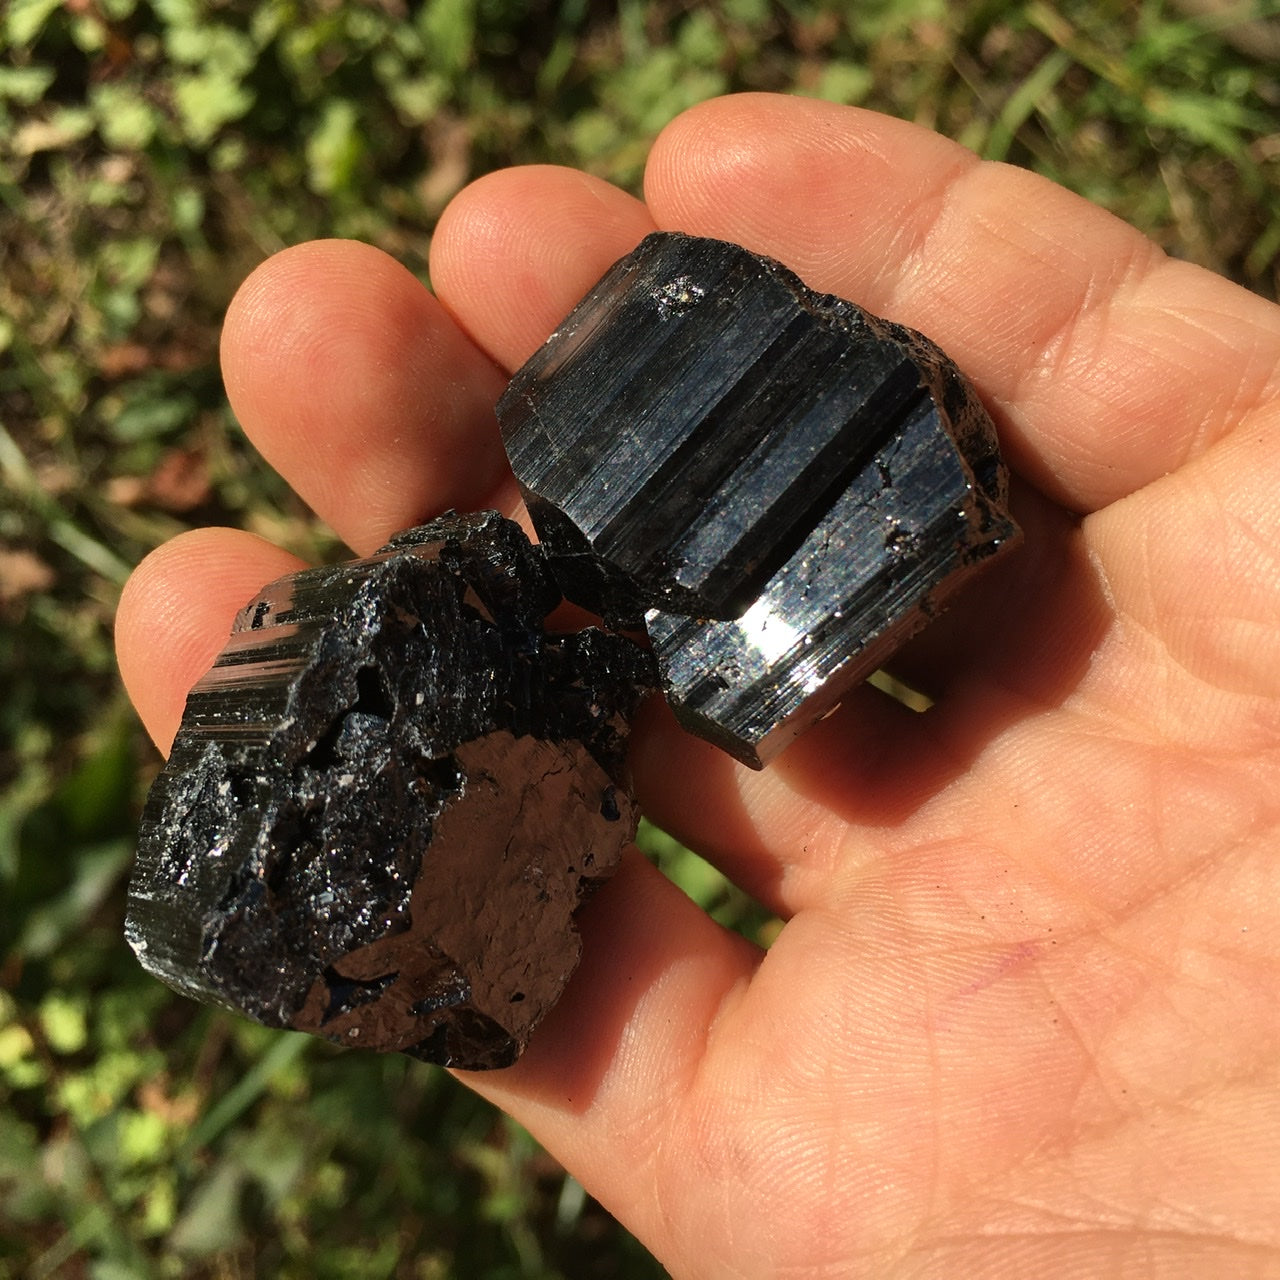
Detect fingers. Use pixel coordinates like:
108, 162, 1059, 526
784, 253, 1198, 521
220, 239, 517, 556
430, 165, 657, 371
219, 188, 656, 559
220, 99, 1280, 574
117, 528, 305, 753
643, 94, 1280, 514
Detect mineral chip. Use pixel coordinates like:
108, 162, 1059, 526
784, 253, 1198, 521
497, 232, 1020, 767
126, 511, 655, 1069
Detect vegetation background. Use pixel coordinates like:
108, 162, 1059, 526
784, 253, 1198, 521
2, 0, 1277, 1276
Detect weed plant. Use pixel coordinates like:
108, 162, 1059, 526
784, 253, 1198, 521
2, 1, 1277, 1276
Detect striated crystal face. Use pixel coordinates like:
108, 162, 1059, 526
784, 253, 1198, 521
126, 511, 656, 1069
646, 388, 1007, 766
498, 232, 1020, 767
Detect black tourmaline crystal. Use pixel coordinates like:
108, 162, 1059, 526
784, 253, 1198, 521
126, 511, 655, 1069
498, 232, 1019, 767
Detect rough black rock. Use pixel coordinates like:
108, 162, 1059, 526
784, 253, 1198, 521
126, 511, 656, 1069
497, 232, 1020, 766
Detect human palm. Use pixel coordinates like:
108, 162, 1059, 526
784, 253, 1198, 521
117, 95, 1280, 1277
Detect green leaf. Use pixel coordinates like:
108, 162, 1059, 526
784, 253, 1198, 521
0, 753, 51, 884
92, 1262, 152, 1280
249, 0, 290, 48
721, 0, 770, 25
1142, 87, 1260, 158
567, 108, 621, 164
52, 707, 136, 840
172, 70, 254, 146
39, 992, 90, 1055
116, 1110, 169, 1166
677, 10, 726, 67
150, 0, 199, 25
606, 49, 727, 136
985, 46, 1074, 163
183, 1031, 311, 1154
306, 98, 364, 195
233, 1124, 308, 1206
210, 135, 247, 172
0, 1023, 46, 1089
91, 82, 159, 150
159, 16, 209, 63
420, 0, 476, 76
6, 0, 62, 47
167, 23, 256, 77
0, 1109, 52, 1222
108, 386, 199, 443
167, 1161, 247, 1256
99, 237, 161, 295
170, 185, 205, 234
0, 1017, 36, 1070
15, 838, 134, 960
387, 74, 448, 125
0, 64, 56, 105
638, 818, 725, 909
71, 11, 107, 52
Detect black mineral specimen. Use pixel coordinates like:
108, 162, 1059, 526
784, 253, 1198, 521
126, 511, 655, 1069
497, 232, 1019, 767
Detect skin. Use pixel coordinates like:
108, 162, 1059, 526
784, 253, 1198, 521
116, 95, 1280, 1278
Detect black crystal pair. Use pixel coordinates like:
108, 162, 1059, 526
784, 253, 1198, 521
126, 233, 1019, 1068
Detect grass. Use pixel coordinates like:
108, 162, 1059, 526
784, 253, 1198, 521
2, 0, 1278, 1275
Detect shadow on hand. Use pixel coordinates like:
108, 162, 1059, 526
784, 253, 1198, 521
630, 482, 1111, 908
458, 845, 754, 1117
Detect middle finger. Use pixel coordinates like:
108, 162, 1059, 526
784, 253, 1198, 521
220, 237, 517, 556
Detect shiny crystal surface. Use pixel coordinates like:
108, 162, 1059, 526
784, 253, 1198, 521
648, 390, 1009, 766
126, 511, 655, 1069
498, 232, 1019, 767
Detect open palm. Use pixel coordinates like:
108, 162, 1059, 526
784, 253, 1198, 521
117, 95, 1280, 1278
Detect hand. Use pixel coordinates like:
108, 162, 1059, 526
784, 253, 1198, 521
116, 94, 1280, 1278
